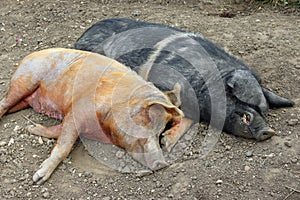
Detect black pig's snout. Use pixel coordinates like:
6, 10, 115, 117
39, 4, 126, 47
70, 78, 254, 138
256, 127, 275, 141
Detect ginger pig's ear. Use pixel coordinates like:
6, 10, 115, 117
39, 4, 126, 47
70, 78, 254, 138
163, 82, 181, 107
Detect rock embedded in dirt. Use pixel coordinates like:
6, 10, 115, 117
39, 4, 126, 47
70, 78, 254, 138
291, 158, 298, 163
287, 118, 298, 126
115, 150, 125, 159
225, 145, 232, 151
244, 165, 250, 171
0, 141, 7, 147
284, 141, 292, 148
245, 150, 253, 157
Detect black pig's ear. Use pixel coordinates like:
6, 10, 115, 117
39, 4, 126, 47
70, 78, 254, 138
262, 87, 294, 108
227, 70, 269, 114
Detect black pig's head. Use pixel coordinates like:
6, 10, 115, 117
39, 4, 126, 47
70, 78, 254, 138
225, 69, 273, 140
223, 70, 293, 140
225, 104, 275, 141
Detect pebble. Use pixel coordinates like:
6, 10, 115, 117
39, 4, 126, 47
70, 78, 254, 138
116, 150, 125, 159
225, 145, 232, 151
287, 119, 298, 126
8, 138, 14, 146
284, 141, 292, 148
184, 134, 192, 141
291, 158, 297, 163
132, 10, 140, 16
167, 193, 174, 198
244, 165, 250, 171
13, 125, 22, 132
42, 191, 50, 198
38, 137, 44, 145
4, 123, 10, 129
245, 150, 253, 157
0, 141, 7, 147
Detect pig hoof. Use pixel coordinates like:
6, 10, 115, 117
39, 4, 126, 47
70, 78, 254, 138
26, 124, 35, 132
33, 158, 57, 184
26, 124, 44, 136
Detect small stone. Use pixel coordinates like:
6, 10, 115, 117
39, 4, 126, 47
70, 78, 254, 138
184, 134, 192, 141
116, 150, 125, 159
13, 125, 21, 132
244, 165, 250, 171
42, 191, 50, 198
38, 137, 44, 145
245, 150, 253, 157
268, 113, 277, 117
291, 158, 298, 163
284, 141, 292, 148
287, 119, 298, 126
225, 145, 232, 151
8, 138, 14, 146
216, 179, 223, 184
4, 123, 10, 128
132, 10, 140, 16
0, 141, 7, 147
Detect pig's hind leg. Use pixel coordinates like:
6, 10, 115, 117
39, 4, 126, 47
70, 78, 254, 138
6, 100, 30, 113
0, 74, 41, 118
32, 113, 78, 184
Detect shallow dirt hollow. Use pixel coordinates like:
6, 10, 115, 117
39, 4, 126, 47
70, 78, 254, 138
0, 0, 299, 199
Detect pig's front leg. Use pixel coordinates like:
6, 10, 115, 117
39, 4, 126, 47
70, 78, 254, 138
26, 124, 62, 139
33, 114, 78, 184
161, 117, 194, 152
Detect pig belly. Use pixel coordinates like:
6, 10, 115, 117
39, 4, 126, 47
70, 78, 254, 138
25, 88, 65, 120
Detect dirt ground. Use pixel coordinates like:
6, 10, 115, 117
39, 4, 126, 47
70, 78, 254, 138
0, 0, 299, 199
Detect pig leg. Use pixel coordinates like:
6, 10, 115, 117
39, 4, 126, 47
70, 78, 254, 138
130, 135, 169, 171
7, 100, 29, 113
0, 75, 40, 118
26, 124, 62, 139
33, 113, 78, 184
161, 117, 194, 152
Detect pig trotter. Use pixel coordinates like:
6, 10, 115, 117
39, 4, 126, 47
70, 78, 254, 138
0, 100, 9, 118
33, 114, 78, 184
33, 157, 60, 184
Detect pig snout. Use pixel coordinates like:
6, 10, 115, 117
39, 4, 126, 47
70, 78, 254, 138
255, 127, 275, 141
129, 135, 169, 171
130, 151, 169, 171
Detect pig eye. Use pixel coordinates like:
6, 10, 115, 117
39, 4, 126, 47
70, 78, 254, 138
242, 114, 251, 125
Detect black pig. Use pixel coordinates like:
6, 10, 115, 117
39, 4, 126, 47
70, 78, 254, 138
74, 18, 294, 141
